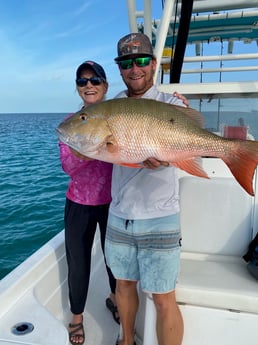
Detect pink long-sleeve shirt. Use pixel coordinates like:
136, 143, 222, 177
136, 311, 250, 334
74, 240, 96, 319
59, 141, 112, 206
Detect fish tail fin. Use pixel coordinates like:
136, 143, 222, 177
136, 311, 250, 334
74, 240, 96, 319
222, 140, 258, 196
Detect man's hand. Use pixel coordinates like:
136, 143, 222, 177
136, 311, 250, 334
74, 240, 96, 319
173, 91, 189, 107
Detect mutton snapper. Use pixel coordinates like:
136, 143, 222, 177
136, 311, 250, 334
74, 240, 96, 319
56, 98, 258, 196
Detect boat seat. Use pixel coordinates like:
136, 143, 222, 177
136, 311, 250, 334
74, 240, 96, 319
177, 176, 257, 313
177, 252, 258, 313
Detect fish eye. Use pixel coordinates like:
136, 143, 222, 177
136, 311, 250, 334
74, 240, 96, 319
80, 114, 88, 123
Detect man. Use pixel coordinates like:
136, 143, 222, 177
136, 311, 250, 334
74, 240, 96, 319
105, 33, 184, 345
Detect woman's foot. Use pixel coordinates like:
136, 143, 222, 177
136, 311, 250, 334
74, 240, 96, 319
68, 314, 85, 344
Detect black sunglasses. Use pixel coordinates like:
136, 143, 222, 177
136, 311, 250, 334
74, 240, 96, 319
76, 77, 103, 87
118, 56, 152, 70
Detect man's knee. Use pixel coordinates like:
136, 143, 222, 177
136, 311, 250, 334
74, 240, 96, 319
152, 291, 177, 314
116, 279, 137, 293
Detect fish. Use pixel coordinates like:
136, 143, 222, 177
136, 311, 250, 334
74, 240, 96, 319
56, 97, 258, 196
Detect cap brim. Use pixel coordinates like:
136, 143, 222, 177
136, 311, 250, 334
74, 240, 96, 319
76, 62, 106, 81
114, 53, 153, 62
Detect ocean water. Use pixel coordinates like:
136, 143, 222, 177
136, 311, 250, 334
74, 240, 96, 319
0, 113, 69, 279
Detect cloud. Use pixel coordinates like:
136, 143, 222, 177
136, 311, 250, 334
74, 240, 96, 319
73, 1, 93, 17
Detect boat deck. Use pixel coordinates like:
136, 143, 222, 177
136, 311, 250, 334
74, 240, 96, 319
0, 231, 119, 345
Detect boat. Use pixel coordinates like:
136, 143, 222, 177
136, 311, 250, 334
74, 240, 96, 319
1, 1, 258, 344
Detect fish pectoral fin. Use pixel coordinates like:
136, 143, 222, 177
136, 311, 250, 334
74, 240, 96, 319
105, 135, 143, 168
172, 157, 209, 178
106, 135, 119, 153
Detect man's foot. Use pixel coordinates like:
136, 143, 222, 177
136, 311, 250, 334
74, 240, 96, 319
106, 297, 120, 324
68, 314, 85, 344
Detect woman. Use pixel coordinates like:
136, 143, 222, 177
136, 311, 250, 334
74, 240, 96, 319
59, 61, 118, 345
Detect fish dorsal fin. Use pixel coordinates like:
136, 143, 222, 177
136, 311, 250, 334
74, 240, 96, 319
172, 105, 205, 128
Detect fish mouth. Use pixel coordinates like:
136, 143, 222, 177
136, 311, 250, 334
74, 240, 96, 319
55, 127, 103, 155
56, 127, 73, 146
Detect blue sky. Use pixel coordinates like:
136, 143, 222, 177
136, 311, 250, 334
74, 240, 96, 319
0, 0, 132, 113
0, 1, 257, 113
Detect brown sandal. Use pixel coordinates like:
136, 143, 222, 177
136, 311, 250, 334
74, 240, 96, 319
68, 322, 85, 345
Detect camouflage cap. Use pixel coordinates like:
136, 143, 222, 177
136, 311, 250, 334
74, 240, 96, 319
115, 33, 154, 61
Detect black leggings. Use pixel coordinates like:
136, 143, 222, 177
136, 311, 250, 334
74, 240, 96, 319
64, 198, 116, 314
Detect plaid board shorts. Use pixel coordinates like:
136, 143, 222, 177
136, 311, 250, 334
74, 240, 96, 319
105, 212, 181, 293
